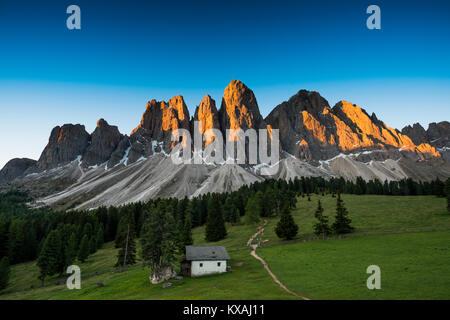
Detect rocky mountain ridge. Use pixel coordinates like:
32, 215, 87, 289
1, 80, 449, 209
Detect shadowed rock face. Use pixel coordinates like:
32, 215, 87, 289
402, 121, 450, 161
401, 123, 427, 145
427, 121, 450, 147
82, 119, 122, 167
0, 158, 37, 183
219, 80, 266, 141
37, 124, 90, 169
107, 136, 131, 168
193, 95, 221, 146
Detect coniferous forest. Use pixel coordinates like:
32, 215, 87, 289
0, 176, 449, 287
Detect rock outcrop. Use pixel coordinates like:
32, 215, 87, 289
107, 136, 131, 168
82, 119, 122, 167
427, 121, 450, 148
193, 95, 221, 146
129, 96, 191, 162
1, 80, 449, 209
149, 266, 176, 284
402, 121, 450, 161
0, 158, 37, 184
219, 80, 266, 141
36, 124, 90, 169
265, 90, 440, 162
401, 123, 427, 145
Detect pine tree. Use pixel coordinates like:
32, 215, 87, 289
89, 237, 97, 254
82, 223, 93, 238
0, 257, 10, 290
223, 196, 238, 223
7, 219, 25, 264
58, 224, 76, 274
275, 204, 298, 240
115, 208, 136, 248
180, 213, 193, 251
445, 178, 450, 213
332, 194, 354, 234
0, 219, 9, 260
141, 205, 178, 275
96, 225, 104, 249
244, 196, 261, 225
37, 230, 62, 286
205, 196, 227, 242
65, 232, 78, 267
77, 235, 90, 263
115, 210, 137, 267
313, 200, 331, 238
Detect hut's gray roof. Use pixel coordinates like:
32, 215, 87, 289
185, 246, 230, 261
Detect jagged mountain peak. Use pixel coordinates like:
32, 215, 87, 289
219, 80, 265, 141
1, 80, 449, 208
83, 119, 122, 167
37, 124, 90, 169
193, 94, 220, 146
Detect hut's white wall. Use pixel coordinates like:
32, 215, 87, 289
191, 260, 227, 277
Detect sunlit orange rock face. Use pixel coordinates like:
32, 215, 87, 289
129, 95, 191, 155
219, 80, 266, 141
194, 95, 220, 146
132, 96, 190, 138
265, 90, 440, 161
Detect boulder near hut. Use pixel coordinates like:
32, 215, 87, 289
181, 246, 230, 277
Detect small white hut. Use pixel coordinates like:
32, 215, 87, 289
181, 246, 230, 277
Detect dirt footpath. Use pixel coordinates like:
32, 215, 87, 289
247, 220, 310, 300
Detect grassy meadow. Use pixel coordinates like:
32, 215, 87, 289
0, 194, 449, 300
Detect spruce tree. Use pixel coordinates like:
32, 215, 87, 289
77, 235, 90, 263
96, 225, 104, 249
82, 223, 93, 238
180, 213, 193, 251
115, 210, 137, 267
0, 219, 8, 259
89, 237, 97, 254
115, 208, 136, 248
65, 232, 78, 267
37, 230, 62, 286
223, 196, 237, 223
58, 224, 76, 274
0, 257, 10, 290
7, 219, 25, 264
332, 194, 354, 234
205, 196, 227, 242
275, 204, 298, 240
244, 196, 261, 225
141, 205, 178, 275
445, 178, 450, 213
313, 200, 331, 238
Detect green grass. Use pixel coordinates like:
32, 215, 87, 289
1, 195, 449, 300
262, 194, 450, 245
0, 246, 295, 300
259, 230, 450, 299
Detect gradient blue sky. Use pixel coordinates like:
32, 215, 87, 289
0, 0, 449, 168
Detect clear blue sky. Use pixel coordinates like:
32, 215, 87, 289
0, 0, 449, 168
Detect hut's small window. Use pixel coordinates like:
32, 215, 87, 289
199, 263, 203, 267
217, 262, 221, 267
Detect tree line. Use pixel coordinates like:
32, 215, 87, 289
0, 176, 449, 289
